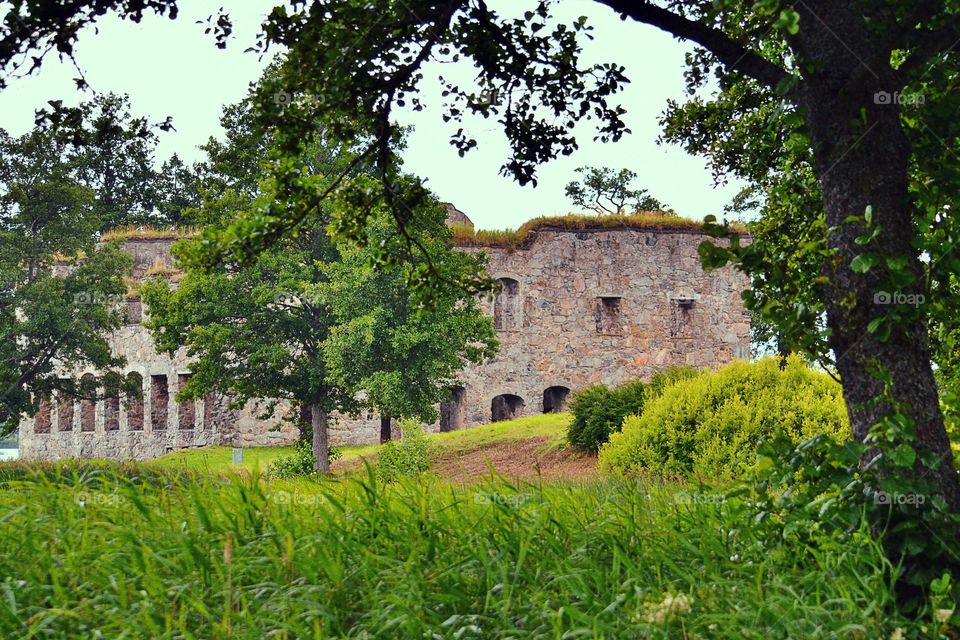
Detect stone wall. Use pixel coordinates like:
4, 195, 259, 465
19, 222, 750, 459
327, 226, 750, 444
20, 240, 299, 461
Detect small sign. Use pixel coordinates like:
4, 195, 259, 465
232, 448, 243, 464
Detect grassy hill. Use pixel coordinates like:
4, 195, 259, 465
150, 413, 585, 481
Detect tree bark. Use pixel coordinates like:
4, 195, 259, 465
795, 2, 960, 512
380, 415, 392, 444
310, 404, 330, 473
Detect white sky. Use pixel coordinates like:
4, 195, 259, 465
0, 0, 746, 230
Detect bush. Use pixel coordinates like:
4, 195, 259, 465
567, 366, 698, 452
268, 438, 342, 479
376, 420, 432, 483
646, 365, 698, 399
599, 356, 849, 479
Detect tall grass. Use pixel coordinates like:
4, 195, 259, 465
0, 463, 906, 638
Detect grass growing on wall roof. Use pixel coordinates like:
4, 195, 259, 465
100, 225, 199, 242
451, 212, 745, 249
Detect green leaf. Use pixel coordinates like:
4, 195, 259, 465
866, 317, 885, 334
774, 9, 800, 34
888, 443, 916, 468
850, 254, 876, 273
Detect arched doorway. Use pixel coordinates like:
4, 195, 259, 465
542, 386, 571, 413
491, 394, 524, 422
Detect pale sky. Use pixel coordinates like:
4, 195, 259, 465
0, 0, 746, 230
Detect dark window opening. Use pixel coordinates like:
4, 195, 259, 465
126, 297, 142, 324
151, 374, 168, 430
204, 393, 217, 431
57, 387, 74, 431
177, 374, 195, 430
494, 277, 520, 330
595, 297, 623, 335
80, 374, 96, 432
670, 298, 694, 337
439, 386, 466, 432
104, 393, 120, 431
542, 386, 571, 413
126, 372, 144, 431
491, 394, 524, 422
35, 395, 51, 433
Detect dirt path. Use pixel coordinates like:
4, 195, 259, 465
333, 436, 598, 482
431, 436, 597, 483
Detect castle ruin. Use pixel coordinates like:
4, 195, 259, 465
18, 208, 751, 460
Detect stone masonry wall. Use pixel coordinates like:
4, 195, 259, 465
327, 226, 750, 444
19, 225, 750, 459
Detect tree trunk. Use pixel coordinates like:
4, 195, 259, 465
380, 415, 392, 444
775, 334, 788, 370
796, 2, 960, 512
310, 404, 330, 473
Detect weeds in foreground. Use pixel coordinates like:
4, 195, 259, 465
0, 463, 920, 638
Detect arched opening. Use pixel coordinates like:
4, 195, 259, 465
79, 374, 96, 432
126, 372, 144, 431
104, 392, 120, 431
491, 394, 524, 422
493, 277, 520, 330
439, 386, 466, 432
542, 386, 571, 413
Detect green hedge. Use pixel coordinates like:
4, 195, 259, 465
567, 366, 697, 452
599, 357, 849, 479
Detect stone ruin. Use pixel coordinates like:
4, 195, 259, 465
18, 208, 751, 460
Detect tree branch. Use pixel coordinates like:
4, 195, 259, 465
593, 0, 794, 92
897, 18, 960, 78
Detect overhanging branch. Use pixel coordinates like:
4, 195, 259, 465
593, 0, 795, 92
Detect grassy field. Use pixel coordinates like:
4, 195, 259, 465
0, 413, 923, 638
149, 413, 572, 473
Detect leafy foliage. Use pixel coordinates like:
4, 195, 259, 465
267, 438, 342, 479
747, 366, 960, 607
324, 194, 496, 426
144, 79, 493, 468
567, 367, 697, 453
566, 382, 641, 453
564, 166, 670, 214
375, 420, 432, 484
0, 465, 935, 637
600, 357, 848, 480
8, 0, 960, 603
0, 126, 134, 434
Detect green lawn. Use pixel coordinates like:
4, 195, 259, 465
149, 412, 572, 472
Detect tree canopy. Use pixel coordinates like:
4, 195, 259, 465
144, 85, 495, 468
0, 126, 134, 434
